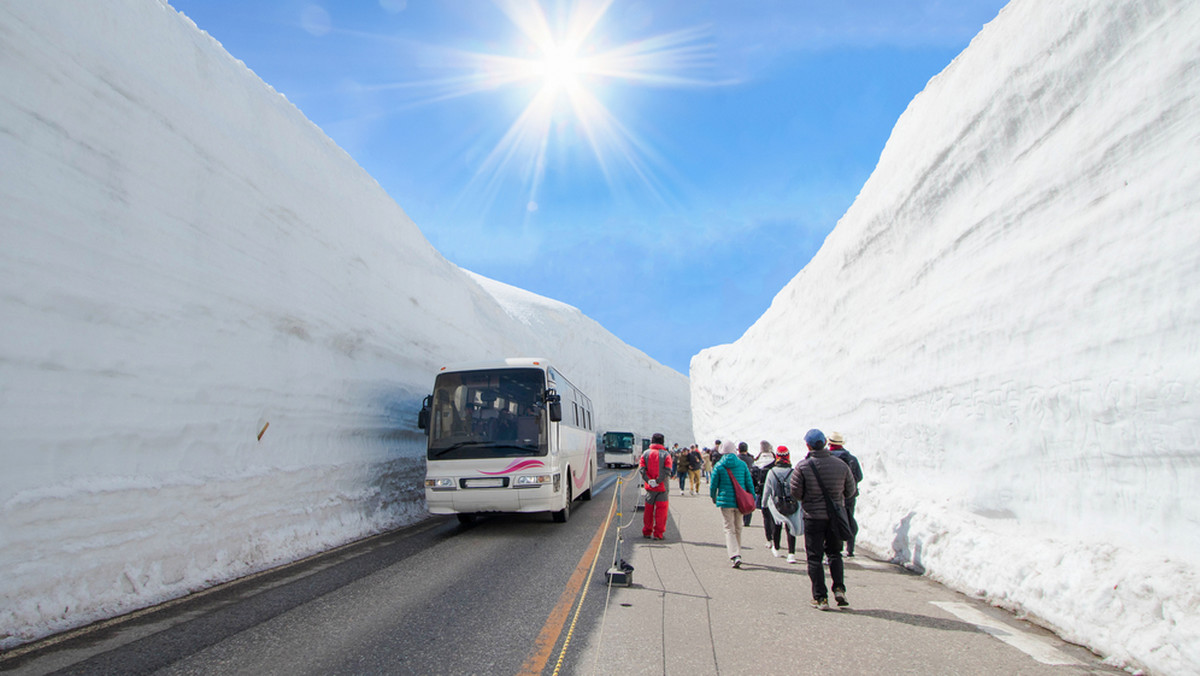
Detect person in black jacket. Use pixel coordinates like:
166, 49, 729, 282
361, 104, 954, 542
790, 429, 856, 610
674, 445, 690, 493
736, 442, 757, 526
828, 431, 863, 557
754, 441, 776, 549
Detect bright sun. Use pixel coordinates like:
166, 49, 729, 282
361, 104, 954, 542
540, 45, 583, 91
402, 1, 716, 211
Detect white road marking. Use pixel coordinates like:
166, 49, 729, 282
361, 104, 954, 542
930, 601, 1082, 666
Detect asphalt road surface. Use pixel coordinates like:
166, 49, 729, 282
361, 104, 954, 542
0, 469, 1124, 675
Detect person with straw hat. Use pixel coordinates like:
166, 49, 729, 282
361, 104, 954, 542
827, 431, 863, 557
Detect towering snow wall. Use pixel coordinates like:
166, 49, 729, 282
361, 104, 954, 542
0, 0, 689, 648
691, 0, 1199, 673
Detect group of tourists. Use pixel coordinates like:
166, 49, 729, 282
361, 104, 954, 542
637, 429, 864, 611
669, 442, 709, 494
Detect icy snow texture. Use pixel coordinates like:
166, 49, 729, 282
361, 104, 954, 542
0, 0, 688, 649
691, 0, 1200, 673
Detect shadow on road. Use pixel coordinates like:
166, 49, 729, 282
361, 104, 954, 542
844, 607, 982, 633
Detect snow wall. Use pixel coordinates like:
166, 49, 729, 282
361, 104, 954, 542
0, 0, 690, 649
691, 0, 1199, 673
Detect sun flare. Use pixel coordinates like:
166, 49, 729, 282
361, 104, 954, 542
539, 45, 584, 91
387, 0, 719, 212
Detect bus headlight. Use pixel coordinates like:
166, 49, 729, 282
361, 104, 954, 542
425, 478, 455, 490
514, 474, 552, 488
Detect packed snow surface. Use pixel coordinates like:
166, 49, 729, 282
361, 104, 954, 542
692, 0, 1200, 673
0, 0, 689, 649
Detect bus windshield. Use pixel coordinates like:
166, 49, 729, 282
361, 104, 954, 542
603, 433, 635, 451
427, 368, 548, 460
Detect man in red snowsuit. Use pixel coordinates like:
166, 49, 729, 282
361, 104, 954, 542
639, 432, 672, 539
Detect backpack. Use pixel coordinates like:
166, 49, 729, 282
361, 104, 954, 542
772, 468, 799, 516
750, 463, 768, 492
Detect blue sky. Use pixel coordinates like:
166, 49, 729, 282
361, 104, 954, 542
170, 0, 1009, 374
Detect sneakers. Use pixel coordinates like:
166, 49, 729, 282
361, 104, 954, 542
731, 556, 743, 569
811, 597, 830, 611
771, 547, 781, 558
786, 553, 797, 564
834, 590, 849, 607
765, 541, 773, 549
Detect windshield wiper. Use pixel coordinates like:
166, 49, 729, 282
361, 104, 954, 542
488, 444, 541, 455
431, 442, 540, 457
432, 441, 488, 457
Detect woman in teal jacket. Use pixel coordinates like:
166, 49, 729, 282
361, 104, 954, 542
710, 440, 756, 568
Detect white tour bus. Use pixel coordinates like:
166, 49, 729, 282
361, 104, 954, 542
602, 431, 642, 468
418, 358, 597, 524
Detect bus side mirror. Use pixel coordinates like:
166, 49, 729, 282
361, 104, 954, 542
545, 390, 562, 423
417, 395, 432, 433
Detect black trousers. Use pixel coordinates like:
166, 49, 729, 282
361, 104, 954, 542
764, 510, 796, 554
844, 496, 858, 554
803, 517, 845, 600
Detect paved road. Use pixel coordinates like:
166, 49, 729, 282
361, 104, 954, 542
0, 469, 1123, 675
0, 472, 623, 676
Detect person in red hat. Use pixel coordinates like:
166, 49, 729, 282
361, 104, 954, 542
639, 433, 672, 540
761, 445, 802, 564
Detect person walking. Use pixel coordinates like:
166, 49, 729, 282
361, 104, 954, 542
790, 429, 856, 610
702, 446, 715, 483
736, 442, 757, 527
639, 433, 672, 540
755, 440, 775, 463
828, 431, 863, 557
761, 446, 802, 563
710, 439, 756, 568
753, 442, 777, 549
687, 445, 703, 494
674, 445, 691, 493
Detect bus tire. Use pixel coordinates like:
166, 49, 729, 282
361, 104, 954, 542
552, 485, 572, 523
456, 513, 477, 526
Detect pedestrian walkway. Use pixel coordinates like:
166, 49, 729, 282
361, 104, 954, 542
568, 479, 1117, 676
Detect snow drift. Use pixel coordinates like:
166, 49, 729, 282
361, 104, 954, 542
0, 0, 689, 648
691, 0, 1199, 673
